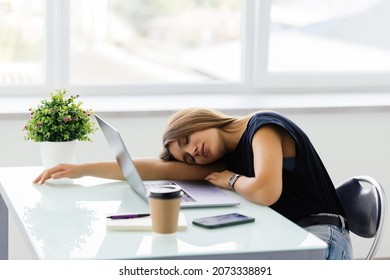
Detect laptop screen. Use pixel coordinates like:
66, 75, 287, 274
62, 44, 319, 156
95, 115, 147, 198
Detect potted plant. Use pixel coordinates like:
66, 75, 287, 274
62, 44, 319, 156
23, 89, 97, 169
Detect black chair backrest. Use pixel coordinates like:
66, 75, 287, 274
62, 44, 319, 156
336, 178, 380, 238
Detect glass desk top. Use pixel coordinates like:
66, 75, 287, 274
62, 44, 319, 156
0, 166, 327, 260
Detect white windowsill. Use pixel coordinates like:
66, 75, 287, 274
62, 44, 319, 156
1, 92, 390, 120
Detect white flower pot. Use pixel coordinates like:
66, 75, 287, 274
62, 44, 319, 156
40, 141, 76, 169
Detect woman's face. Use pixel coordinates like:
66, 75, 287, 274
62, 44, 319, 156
168, 128, 225, 165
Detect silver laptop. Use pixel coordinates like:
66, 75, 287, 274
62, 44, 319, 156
95, 114, 239, 208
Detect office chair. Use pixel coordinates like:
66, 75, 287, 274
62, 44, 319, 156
336, 176, 387, 260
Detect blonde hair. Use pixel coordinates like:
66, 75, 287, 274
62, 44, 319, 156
160, 108, 251, 161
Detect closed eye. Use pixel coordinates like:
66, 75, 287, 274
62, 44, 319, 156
178, 136, 188, 148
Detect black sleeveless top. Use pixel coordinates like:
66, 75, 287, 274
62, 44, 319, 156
222, 111, 344, 223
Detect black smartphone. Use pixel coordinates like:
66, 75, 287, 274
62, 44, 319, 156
192, 213, 255, 229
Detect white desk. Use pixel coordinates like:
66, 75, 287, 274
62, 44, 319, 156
0, 166, 327, 260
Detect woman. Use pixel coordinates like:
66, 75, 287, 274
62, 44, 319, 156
34, 108, 352, 259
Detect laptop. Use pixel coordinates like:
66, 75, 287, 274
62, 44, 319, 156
95, 114, 239, 208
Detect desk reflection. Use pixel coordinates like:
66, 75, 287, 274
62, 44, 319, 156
23, 202, 97, 259
22, 181, 130, 259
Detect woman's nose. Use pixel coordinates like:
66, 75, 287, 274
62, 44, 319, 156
186, 145, 198, 157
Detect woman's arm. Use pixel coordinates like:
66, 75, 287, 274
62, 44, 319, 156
234, 126, 284, 205
34, 158, 226, 185
135, 158, 226, 180
33, 161, 124, 184
205, 125, 285, 206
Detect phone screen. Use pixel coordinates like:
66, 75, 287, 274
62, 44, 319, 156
192, 213, 255, 229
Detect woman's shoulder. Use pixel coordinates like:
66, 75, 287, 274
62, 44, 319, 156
248, 110, 288, 127
245, 110, 304, 140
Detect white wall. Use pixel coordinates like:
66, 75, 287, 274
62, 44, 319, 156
1, 108, 389, 259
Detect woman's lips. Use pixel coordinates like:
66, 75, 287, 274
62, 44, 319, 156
201, 144, 207, 158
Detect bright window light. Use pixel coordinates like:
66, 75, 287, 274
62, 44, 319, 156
268, 0, 390, 72
0, 0, 44, 86
70, 0, 241, 84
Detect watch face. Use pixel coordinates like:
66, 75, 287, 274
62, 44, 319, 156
228, 175, 234, 186
229, 174, 239, 188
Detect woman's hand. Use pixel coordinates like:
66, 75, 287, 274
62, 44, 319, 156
204, 170, 235, 190
33, 163, 84, 185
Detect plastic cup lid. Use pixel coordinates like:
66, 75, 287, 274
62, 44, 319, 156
147, 184, 182, 199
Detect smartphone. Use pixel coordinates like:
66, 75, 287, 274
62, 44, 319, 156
192, 213, 255, 229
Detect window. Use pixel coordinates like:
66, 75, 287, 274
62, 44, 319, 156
1, 0, 390, 96
268, 0, 390, 73
255, 0, 390, 89
0, 0, 44, 86
70, 0, 241, 84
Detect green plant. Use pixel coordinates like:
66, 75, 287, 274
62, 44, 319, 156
23, 89, 97, 142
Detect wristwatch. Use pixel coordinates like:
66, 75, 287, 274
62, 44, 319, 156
228, 173, 241, 191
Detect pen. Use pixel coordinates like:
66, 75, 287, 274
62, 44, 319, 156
107, 213, 150, 220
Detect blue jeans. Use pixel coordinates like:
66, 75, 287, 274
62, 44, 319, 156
304, 224, 353, 260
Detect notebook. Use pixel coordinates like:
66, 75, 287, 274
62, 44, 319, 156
106, 212, 187, 231
95, 114, 240, 208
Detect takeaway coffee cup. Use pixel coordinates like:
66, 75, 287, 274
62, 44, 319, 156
147, 185, 182, 234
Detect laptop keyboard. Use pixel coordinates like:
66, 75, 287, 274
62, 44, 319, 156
145, 183, 196, 202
